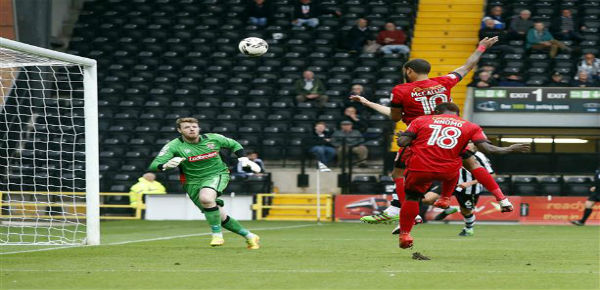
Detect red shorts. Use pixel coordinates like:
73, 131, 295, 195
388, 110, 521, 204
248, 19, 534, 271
404, 170, 459, 197
394, 147, 412, 169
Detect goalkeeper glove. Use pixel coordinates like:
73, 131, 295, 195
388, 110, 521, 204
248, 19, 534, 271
238, 157, 261, 173
162, 157, 185, 171
499, 198, 514, 213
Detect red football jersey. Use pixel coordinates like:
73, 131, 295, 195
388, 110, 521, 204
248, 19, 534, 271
390, 72, 462, 124
402, 114, 488, 173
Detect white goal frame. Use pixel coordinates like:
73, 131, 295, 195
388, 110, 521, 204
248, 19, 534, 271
0, 37, 100, 245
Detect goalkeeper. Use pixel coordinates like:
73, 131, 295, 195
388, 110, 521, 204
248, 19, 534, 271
149, 117, 261, 249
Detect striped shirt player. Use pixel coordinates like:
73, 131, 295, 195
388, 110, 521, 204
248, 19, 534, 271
455, 151, 495, 206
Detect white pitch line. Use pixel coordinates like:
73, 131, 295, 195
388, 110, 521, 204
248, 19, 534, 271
2, 268, 597, 275
0, 224, 317, 255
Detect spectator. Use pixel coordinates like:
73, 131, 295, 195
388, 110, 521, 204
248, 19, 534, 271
509, 9, 533, 40
551, 9, 585, 41
526, 22, 570, 58
244, 0, 274, 27
342, 18, 375, 53
308, 122, 336, 165
128, 172, 166, 208
292, 0, 340, 28
376, 22, 410, 55
342, 106, 368, 133
468, 71, 497, 88
235, 151, 265, 177
578, 53, 600, 81
571, 71, 598, 87
481, 6, 505, 29
480, 18, 508, 44
331, 121, 368, 167
294, 70, 328, 107
497, 74, 525, 86
547, 72, 568, 87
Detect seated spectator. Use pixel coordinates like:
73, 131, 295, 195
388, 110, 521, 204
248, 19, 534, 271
235, 151, 265, 177
292, 0, 340, 28
508, 9, 533, 40
129, 172, 166, 208
308, 122, 336, 165
376, 22, 410, 55
468, 71, 497, 88
551, 9, 585, 42
341, 18, 375, 53
497, 74, 525, 86
295, 70, 328, 107
244, 0, 273, 27
481, 6, 505, 29
571, 71, 598, 87
578, 53, 600, 81
526, 22, 570, 58
547, 72, 568, 87
480, 18, 508, 43
342, 106, 368, 133
331, 121, 368, 167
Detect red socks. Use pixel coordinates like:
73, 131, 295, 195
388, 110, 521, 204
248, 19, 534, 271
471, 167, 506, 201
399, 200, 419, 234
394, 178, 406, 204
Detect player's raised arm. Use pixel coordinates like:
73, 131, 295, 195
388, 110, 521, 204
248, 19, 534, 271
453, 36, 499, 78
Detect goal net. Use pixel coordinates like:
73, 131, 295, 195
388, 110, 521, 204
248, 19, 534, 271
0, 38, 99, 245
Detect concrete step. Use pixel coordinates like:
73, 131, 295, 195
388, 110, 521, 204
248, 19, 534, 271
418, 11, 482, 19
419, 4, 483, 12
415, 24, 481, 32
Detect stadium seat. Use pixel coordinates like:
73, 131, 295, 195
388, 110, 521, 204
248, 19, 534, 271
351, 175, 380, 194
512, 176, 539, 196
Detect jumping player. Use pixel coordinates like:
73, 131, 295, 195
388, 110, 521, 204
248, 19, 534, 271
352, 36, 514, 225
396, 102, 529, 248
431, 142, 496, 236
149, 117, 262, 249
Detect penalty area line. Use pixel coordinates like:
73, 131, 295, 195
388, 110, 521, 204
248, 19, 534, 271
0, 223, 317, 255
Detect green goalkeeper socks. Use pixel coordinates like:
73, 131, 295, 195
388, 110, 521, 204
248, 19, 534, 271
221, 216, 250, 237
203, 207, 222, 234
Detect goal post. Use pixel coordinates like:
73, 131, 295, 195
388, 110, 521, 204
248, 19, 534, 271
0, 37, 99, 245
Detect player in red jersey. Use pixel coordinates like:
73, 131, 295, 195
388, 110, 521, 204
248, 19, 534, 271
395, 102, 529, 248
352, 37, 513, 227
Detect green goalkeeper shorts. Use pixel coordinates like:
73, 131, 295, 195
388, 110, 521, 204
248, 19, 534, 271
184, 174, 230, 211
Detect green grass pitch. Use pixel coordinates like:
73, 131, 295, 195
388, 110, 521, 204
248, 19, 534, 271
1, 221, 599, 290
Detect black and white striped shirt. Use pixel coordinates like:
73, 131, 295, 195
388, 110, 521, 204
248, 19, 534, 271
455, 151, 494, 195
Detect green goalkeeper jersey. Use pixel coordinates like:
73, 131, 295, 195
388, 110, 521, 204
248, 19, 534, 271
148, 133, 243, 183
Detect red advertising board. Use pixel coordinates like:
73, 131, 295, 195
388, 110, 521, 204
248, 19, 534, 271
519, 196, 600, 225
334, 194, 600, 225
334, 194, 393, 221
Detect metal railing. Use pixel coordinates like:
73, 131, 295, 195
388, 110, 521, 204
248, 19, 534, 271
252, 193, 333, 221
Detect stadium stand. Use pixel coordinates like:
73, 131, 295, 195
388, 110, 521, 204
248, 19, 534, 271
66, 0, 416, 193
472, 0, 600, 86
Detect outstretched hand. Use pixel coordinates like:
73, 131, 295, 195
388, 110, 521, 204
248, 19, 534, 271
508, 143, 530, 153
479, 36, 499, 48
349, 95, 368, 104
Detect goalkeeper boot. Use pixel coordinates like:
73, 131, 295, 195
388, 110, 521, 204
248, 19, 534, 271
246, 234, 260, 250
458, 228, 474, 236
210, 235, 225, 247
399, 233, 414, 249
433, 197, 451, 209
360, 212, 399, 224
